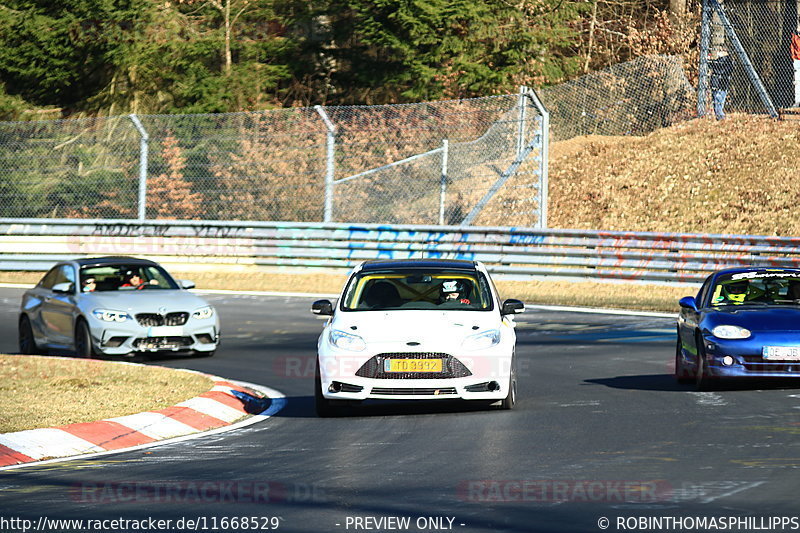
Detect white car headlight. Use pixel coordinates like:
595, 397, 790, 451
329, 329, 366, 351
462, 329, 501, 351
711, 325, 751, 339
192, 306, 215, 320
92, 309, 132, 323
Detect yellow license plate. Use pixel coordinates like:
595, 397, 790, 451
385, 359, 443, 373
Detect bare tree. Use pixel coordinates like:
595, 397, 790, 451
179, 0, 253, 75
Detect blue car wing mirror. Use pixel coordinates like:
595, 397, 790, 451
678, 296, 698, 311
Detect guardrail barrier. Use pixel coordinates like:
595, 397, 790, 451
3, 219, 799, 285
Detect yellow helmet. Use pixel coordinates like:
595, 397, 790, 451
723, 281, 748, 303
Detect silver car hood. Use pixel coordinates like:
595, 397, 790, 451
80, 290, 210, 313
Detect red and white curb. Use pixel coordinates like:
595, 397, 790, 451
0, 371, 285, 469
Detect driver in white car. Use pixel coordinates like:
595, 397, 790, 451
440, 279, 471, 305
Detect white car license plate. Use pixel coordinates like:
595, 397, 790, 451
762, 346, 800, 361
384, 359, 443, 373
148, 326, 184, 336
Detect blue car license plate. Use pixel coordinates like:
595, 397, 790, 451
763, 346, 800, 361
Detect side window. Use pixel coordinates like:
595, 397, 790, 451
62, 265, 76, 287
39, 266, 75, 291
695, 277, 713, 308
477, 273, 495, 310
38, 267, 60, 289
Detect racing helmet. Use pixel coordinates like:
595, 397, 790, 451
441, 279, 465, 298
722, 281, 748, 303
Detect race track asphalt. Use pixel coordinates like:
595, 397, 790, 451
1, 288, 800, 533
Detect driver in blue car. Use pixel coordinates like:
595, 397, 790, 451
720, 281, 748, 304
716, 280, 766, 305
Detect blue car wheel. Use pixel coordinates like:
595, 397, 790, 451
695, 334, 713, 391
675, 336, 694, 384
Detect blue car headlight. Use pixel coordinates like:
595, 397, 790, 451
192, 306, 215, 320
462, 329, 501, 351
92, 309, 132, 323
712, 325, 751, 339
329, 329, 366, 352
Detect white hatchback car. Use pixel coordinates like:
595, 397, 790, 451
311, 259, 524, 416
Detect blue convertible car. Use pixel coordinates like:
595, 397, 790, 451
676, 267, 800, 390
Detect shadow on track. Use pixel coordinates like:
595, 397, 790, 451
585, 374, 800, 392
272, 395, 506, 419
584, 374, 685, 391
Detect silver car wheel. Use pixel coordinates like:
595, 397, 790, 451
75, 319, 96, 359
18, 316, 38, 355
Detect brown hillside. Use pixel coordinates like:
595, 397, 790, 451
547, 114, 800, 236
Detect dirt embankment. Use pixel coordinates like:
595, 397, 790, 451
547, 115, 800, 236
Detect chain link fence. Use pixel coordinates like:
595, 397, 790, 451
540, 55, 697, 141
327, 95, 546, 226
0, 93, 546, 227
0, 116, 142, 220
0, 48, 746, 228
699, 0, 797, 118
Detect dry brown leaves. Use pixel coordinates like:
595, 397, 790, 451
547, 114, 800, 236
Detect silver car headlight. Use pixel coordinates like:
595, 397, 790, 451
92, 309, 132, 323
462, 329, 501, 351
192, 306, 215, 320
329, 329, 366, 351
711, 325, 751, 339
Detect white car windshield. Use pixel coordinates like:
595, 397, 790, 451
341, 269, 493, 311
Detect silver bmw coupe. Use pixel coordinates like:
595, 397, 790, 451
18, 256, 219, 358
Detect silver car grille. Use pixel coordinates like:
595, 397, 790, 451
135, 312, 189, 327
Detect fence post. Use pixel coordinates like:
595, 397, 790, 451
517, 86, 528, 158
539, 109, 549, 229
698, 0, 711, 117
439, 139, 449, 225
128, 114, 149, 222
460, 87, 549, 228
524, 88, 550, 229
315, 105, 336, 223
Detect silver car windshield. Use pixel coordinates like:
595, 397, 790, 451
79, 265, 179, 292
341, 269, 493, 311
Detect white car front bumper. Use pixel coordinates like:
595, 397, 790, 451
318, 348, 514, 402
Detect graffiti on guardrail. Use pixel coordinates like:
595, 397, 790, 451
66, 237, 258, 258
89, 223, 251, 239
3, 219, 800, 282
90, 224, 171, 238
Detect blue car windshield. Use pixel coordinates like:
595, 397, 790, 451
710, 272, 800, 306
